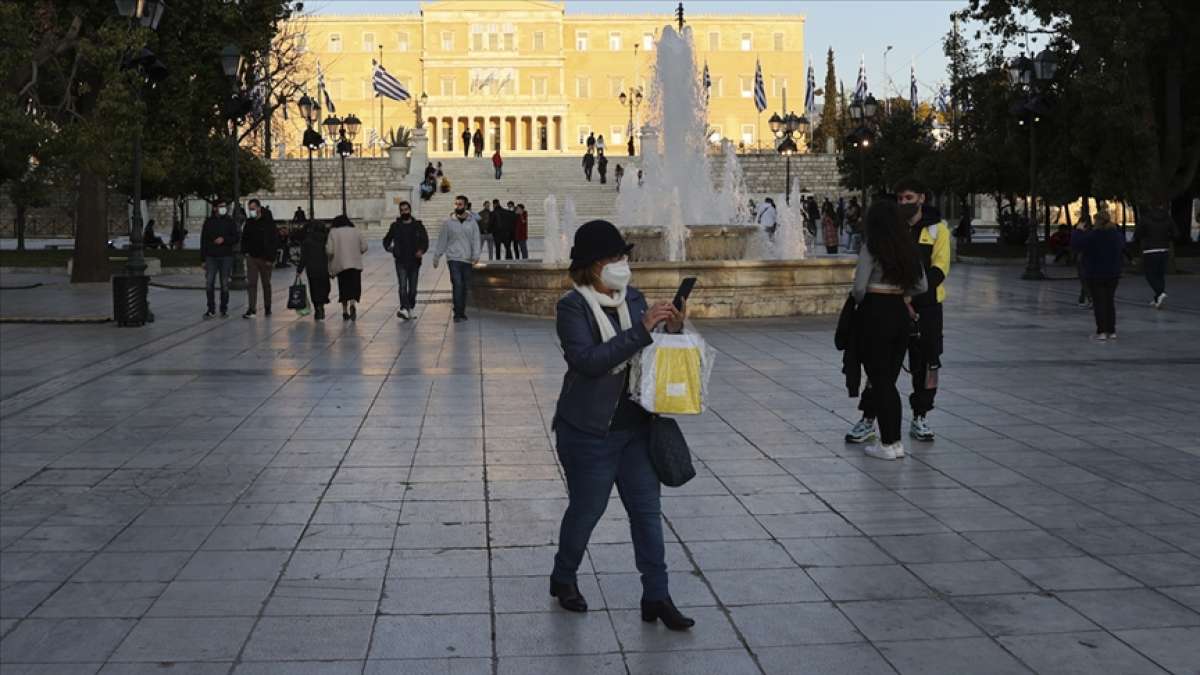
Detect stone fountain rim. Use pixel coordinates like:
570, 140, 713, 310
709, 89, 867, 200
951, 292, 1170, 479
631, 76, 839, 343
476, 257, 856, 271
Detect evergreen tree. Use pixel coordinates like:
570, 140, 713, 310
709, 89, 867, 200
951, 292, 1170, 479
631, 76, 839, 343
811, 48, 840, 153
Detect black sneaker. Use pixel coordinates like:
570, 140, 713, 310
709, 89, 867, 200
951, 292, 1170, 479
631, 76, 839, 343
264, 307, 272, 317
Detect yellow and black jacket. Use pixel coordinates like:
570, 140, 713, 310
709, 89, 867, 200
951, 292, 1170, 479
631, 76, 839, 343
910, 205, 952, 307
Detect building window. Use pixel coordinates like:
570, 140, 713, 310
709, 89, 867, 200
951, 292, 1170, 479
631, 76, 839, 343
739, 75, 753, 98
609, 31, 622, 51
328, 33, 342, 52
774, 32, 784, 51
472, 32, 483, 51
396, 32, 409, 51
470, 23, 516, 52
708, 31, 719, 51
533, 31, 545, 50
362, 32, 375, 52
504, 32, 514, 51
611, 125, 624, 145
440, 77, 455, 96
441, 31, 454, 51
642, 32, 654, 50
531, 76, 548, 96
576, 77, 590, 98
576, 31, 588, 51
740, 33, 752, 51
741, 124, 754, 145
772, 77, 788, 97
609, 77, 625, 98
577, 125, 591, 144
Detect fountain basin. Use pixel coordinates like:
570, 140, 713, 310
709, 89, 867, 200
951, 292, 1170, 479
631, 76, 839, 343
620, 225, 759, 262
470, 258, 855, 319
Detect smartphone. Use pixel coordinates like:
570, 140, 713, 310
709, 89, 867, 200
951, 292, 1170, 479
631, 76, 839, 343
673, 277, 697, 311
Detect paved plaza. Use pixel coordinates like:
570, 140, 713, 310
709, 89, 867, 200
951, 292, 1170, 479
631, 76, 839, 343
1, 249, 1199, 674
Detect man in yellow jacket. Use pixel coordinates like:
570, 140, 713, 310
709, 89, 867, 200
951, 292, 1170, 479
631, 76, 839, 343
846, 178, 951, 445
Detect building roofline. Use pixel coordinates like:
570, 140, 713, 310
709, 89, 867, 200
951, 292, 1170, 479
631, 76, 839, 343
297, 14, 804, 23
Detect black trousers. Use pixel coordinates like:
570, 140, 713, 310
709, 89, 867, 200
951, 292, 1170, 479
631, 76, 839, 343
860, 302, 942, 421
394, 259, 420, 311
1088, 277, 1118, 334
856, 295, 911, 445
1143, 251, 1168, 298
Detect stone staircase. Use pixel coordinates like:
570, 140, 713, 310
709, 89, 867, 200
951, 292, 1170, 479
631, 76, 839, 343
412, 156, 639, 240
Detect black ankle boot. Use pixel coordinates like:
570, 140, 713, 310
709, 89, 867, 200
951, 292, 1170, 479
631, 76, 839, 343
641, 597, 695, 631
549, 579, 588, 613
314, 305, 324, 320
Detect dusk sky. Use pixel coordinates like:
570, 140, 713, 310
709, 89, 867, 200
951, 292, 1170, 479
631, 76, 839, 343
304, 0, 969, 106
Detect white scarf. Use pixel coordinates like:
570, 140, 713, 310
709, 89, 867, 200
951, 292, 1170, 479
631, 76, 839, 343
574, 284, 633, 374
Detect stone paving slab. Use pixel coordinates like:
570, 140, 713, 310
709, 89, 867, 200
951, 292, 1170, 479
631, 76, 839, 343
2, 252, 1199, 674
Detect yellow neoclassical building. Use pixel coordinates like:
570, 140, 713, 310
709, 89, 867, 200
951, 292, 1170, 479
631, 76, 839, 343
282, 0, 805, 157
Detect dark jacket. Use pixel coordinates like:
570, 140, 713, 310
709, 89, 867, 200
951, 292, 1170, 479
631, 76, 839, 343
1134, 206, 1176, 252
597, 154, 608, 173
241, 213, 279, 260
472, 130, 483, 147
492, 207, 514, 241
200, 214, 239, 258
582, 153, 595, 170
1072, 228, 1126, 279
296, 223, 330, 304
383, 217, 429, 265
477, 208, 493, 235
834, 295, 862, 397
554, 287, 653, 437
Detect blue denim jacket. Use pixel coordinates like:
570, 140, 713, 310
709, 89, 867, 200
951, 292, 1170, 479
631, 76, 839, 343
554, 286, 652, 437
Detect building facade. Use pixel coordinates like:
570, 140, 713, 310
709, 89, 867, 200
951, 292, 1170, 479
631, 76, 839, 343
280, 0, 805, 157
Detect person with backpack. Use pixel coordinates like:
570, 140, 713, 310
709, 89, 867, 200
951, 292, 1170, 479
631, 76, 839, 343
383, 200, 429, 320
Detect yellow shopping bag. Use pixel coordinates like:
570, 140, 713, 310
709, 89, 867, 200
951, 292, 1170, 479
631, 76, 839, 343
652, 342, 703, 414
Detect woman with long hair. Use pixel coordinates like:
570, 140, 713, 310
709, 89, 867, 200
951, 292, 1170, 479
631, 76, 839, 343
326, 215, 368, 321
549, 219, 694, 631
852, 200, 928, 460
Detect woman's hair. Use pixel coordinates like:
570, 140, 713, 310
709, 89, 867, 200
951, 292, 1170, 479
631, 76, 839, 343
568, 263, 601, 288
331, 215, 353, 228
865, 200, 923, 289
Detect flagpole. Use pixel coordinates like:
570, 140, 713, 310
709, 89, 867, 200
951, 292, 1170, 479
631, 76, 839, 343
378, 45, 384, 157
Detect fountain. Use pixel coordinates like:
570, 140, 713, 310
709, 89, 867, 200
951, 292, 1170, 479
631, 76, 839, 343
471, 13, 854, 318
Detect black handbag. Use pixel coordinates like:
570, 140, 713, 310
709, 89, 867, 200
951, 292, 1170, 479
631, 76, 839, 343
287, 274, 308, 310
648, 416, 695, 487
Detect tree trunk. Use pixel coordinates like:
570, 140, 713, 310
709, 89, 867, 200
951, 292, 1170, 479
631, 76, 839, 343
15, 205, 27, 251
1063, 204, 1073, 227
71, 169, 111, 283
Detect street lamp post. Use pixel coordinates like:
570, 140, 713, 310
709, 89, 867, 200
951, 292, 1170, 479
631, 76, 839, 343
1008, 49, 1058, 281
220, 43, 248, 290
847, 93, 880, 207
297, 94, 323, 220
618, 86, 643, 157
768, 93, 810, 205
332, 114, 360, 215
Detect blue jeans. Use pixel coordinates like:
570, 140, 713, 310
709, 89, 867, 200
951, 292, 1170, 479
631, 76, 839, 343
447, 260, 472, 318
552, 420, 667, 601
204, 256, 234, 313
394, 259, 420, 310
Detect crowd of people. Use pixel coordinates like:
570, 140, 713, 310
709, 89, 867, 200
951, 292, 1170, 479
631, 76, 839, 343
750, 194, 865, 254
581, 132, 631, 189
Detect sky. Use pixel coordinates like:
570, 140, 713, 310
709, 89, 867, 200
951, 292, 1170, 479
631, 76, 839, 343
304, 0, 969, 104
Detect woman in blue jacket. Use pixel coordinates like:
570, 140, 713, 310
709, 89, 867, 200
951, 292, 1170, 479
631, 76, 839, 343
1071, 209, 1126, 341
550, 219, 694, 631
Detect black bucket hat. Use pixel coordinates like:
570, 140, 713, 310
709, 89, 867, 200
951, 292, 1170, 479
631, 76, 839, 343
569, 219, 634, 271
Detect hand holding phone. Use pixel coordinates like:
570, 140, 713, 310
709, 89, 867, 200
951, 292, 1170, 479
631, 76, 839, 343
673, 277, 697, 311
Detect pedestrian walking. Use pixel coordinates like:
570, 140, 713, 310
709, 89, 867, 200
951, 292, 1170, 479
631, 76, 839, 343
326, 215, 368, 321
822, 202, 839, 254
492, 149, 504, 180
805, 196, 820, 237
615, 164, 625, 191
478, 201, 495, 260
549, 219, 694, 631
240, 198, 280, 318
295, 219, 330, 320
846, 197, 864, 252
515, 203, 529, 259
756, 197, 777, 236
596, 134, 606, 155
627, 136, 635, 156
461, 129, 471, 157
597, 150, 609, 185
1134, 203, 1176, 309
582, 150, 595, 182
432, 195, 482, 322
848, 200, 928, 461
473, 128, 484, 158
637, 169, 644, 187
200, 200, 238, 319
383, 200, 429, 320
1073, 209, 1126, 341
846, 179, 951, 446
586, 131, 596, 153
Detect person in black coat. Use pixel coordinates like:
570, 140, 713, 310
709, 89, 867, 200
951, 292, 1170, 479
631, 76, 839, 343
472, 129, 484, 158
461, 129, 471, 157
549, 219, 693, 631
240, 199, 279, 318
200, 200, 239, 318
491, 199, 514, 259
597, 150, 608, 184
581, 150, 595, 181
383, 200, 429, 320
295, 220, 331, 320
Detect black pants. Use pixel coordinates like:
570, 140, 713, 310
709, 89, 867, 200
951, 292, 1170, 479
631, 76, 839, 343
856, 295, 911, 445
497, 238, 513, 260
599, 169, 607, 184
859, 302, 942, 421
336, 269, 362, 304
462, 142, 469, 157
584, 166, 592, 181
394, 259, 420, 311
1143, 251, 1168, 298
1088, 277, 1118, 334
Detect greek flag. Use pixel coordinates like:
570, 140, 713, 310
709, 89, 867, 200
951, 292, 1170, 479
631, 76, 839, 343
853, 54, 867, 103
372, 60, 410, 101
909, 62, 919, 112
753, 59, 767, 113
316, 60, 335, 114
804, 59, 816, 116
936, 84, 950, 113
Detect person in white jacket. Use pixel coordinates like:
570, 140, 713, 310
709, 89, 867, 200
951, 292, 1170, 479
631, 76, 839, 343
326, 215, 368, 321
432, 195, 482, 322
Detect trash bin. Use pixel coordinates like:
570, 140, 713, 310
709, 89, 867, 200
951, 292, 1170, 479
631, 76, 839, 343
112, 274, 150, 327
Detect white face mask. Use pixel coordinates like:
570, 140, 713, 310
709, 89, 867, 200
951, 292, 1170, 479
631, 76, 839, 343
248, 209, 258, 218
217, 207, 227, 216
600, 259, 631, 291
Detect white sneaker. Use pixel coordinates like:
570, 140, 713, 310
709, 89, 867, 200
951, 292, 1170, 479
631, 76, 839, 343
845, 417, 877, 443
888, 441, 907, 458
909, 416, 935, 442
864, 443, 899, 461
1107, 333, 1117, 340
1154, 292, 1166, 309
1092, 333, 1108, 342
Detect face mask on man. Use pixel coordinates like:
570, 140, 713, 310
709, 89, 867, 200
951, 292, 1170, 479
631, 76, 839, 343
217, 207, 227, 216
600, 259, 632, 291
898, 203, 921, 224
248, 209, 258, 218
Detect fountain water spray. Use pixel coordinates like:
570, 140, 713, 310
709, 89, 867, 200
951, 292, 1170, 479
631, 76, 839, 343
542, 194, 560, 263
